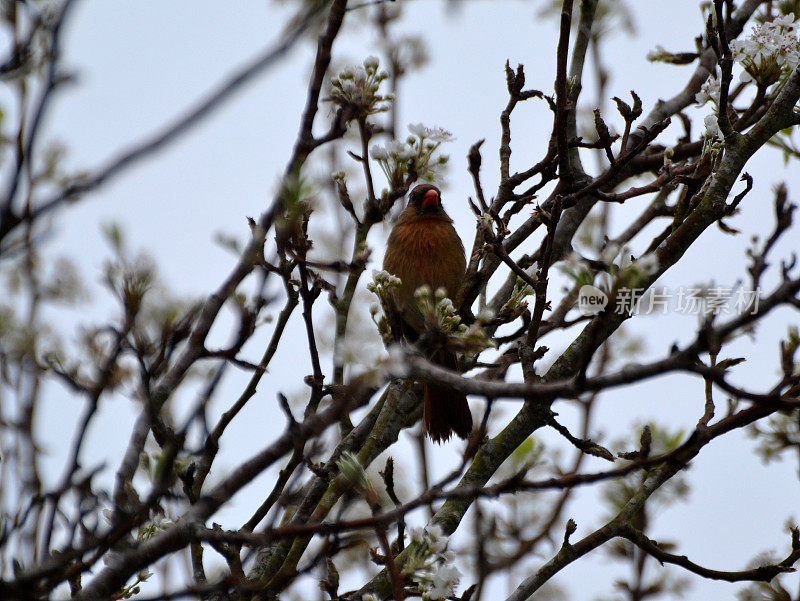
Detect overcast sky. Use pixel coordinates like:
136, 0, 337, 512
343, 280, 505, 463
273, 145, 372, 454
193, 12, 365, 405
13, 1, 800, 599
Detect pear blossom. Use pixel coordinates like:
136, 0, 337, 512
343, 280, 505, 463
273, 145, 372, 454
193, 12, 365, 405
368, 270, 402, 343
369, 145, 389, 161
424, 524, 448, 554
364, 55, 379, 71
427, 564, 462, 600
385, 345, 409, 378
695, 73, 721, 105
386, 140, 415, 161
370, 123, 453, 187
407, 123, 455, 142
409, 527, 426, 544
329, 57, 391, 118
695, 12, 800, 114
729, 13, 800, 86
406, 523, 462, 600
371, 269, 401, 287
704, 114, 721, 139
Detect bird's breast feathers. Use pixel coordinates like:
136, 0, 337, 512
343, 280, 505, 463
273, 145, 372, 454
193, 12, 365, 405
384, 217, 466, 306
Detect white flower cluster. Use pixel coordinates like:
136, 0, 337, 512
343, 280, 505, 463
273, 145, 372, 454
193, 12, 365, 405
369, 139, 414, 162
405, 524, 462, 600
695, 74, 721, 106
407, 123, 455, 142
369, 269, 401, 289
370, 123, 452, 188
413, 286, 458, 332
412, 286, 494, 355
697, 14, 800, 106
138, 514, 175, 540
704, 113, 722, 139
732, 14, 800, 85
434, 293, 460, 331
329, 56, 392, 118
695, 73, 724, 139
368, 270, 402, 343
695, 13, 799, 140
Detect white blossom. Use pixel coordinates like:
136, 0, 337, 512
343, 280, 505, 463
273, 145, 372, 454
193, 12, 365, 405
730, 14, 800, 84
408, 123, 454, 142
407, 523, 462, 600
151, 515, 174, 530
340, 79, 356, 95
329, 58, 392, 117
370, 145, 389, 161
334, 334, 367, 366
704, 113, 721, 139
427, 564, 461, 600
695, 73, 721, 105
371, 269, 401, 286
436, 297, 455, 313
386, 140, 414, 161
364, 55, 379, 71
414, 284, 433, 300
409, 526, 426, 544
385, 345, 409, 378
425, 524, 448, 553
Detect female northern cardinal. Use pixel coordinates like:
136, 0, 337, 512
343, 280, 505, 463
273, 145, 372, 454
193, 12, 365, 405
383, 184, 473, 442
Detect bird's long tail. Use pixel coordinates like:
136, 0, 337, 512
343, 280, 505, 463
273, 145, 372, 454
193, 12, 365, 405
423, 351, 473, 442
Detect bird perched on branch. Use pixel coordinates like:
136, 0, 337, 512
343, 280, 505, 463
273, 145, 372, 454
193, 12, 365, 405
383, 183, 473, 442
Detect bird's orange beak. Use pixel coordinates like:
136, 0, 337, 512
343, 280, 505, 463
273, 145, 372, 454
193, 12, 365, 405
421, 189, 439, 209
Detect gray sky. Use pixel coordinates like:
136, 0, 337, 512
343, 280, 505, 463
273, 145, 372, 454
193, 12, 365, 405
18, 1, 800, 599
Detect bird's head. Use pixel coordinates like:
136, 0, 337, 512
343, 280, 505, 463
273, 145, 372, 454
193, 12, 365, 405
408, 184, 445, 216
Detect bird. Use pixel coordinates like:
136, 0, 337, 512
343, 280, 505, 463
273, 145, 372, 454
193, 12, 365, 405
383, 183, 473, 442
